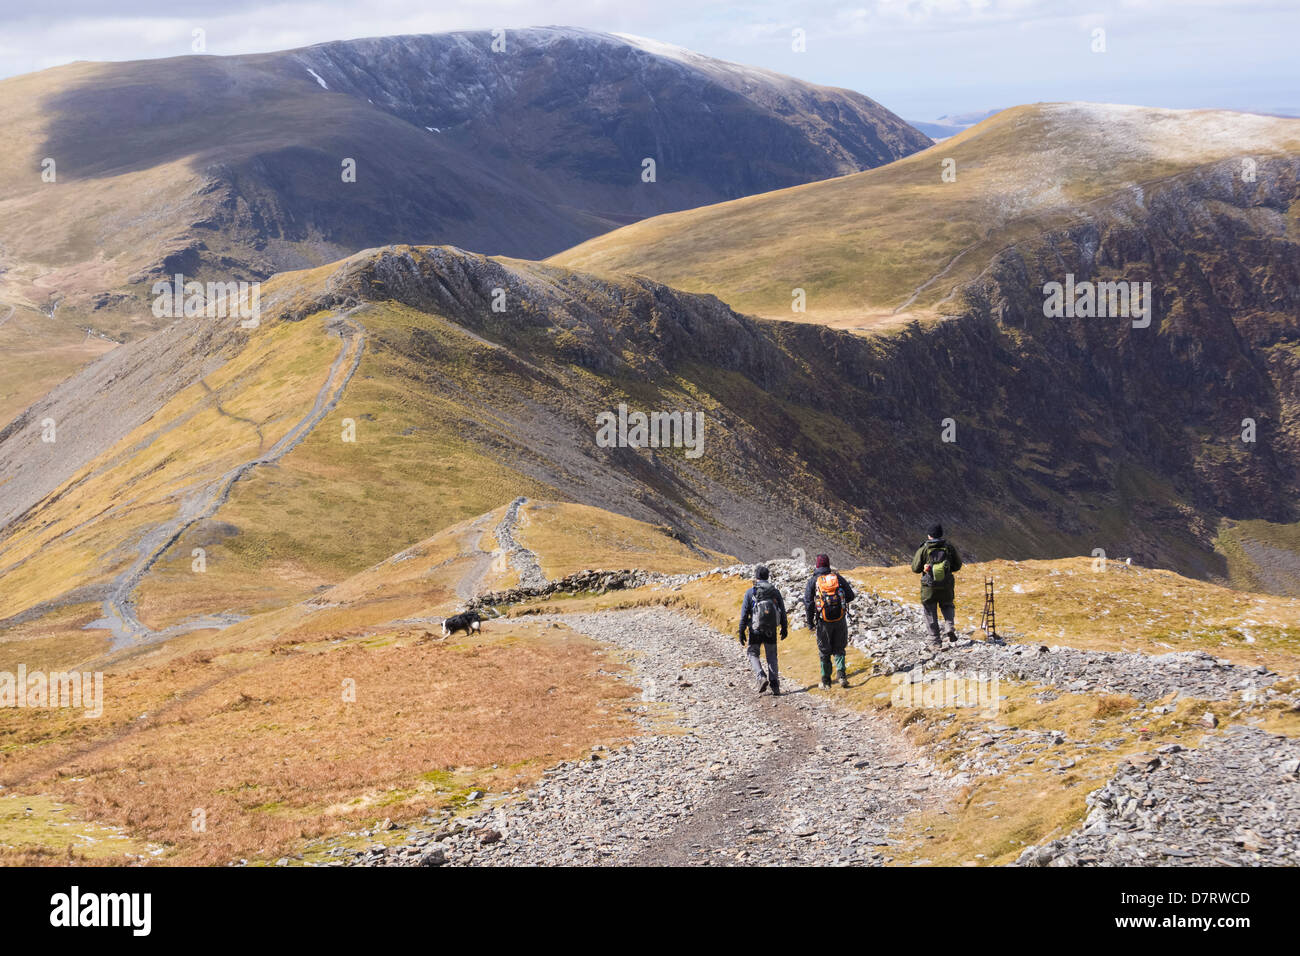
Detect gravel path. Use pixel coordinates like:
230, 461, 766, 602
353, 608, 952, 867
92, 309, 366, 647
327, 561, 1300, 868
452, 510, 500, 601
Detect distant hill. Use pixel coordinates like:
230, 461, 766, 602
0, 27, 929, 349
551, 103, 1300, 330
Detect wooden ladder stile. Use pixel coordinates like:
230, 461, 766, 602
980, 576, 998, 642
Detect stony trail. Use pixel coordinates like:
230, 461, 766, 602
451, 510, 502, 601
327, 560, 1300, 868
357, 608, 953, 867
445, 497, 548, 601
493, 496, 547, 589
93, 310, 366, 648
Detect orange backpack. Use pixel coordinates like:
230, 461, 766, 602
814, 572, 845, 622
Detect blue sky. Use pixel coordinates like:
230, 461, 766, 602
3, 1, 1297, 120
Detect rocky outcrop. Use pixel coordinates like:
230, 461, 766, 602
1017, 727, 1300, 866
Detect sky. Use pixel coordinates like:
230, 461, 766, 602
2, 0, 1297, 121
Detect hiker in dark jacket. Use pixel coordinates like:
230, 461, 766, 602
739, 565, 788, 695
911, 524, 963, 645
803, 554, 856, 689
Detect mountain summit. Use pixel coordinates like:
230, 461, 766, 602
0, 26, 928, 348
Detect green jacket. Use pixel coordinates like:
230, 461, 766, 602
911, 538, 962, 603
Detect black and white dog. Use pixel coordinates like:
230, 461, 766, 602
442, 611, 482, 638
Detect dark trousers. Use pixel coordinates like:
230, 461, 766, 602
922, 598, 956, 637
814, 618, 848, 681
746, 637, 779, 688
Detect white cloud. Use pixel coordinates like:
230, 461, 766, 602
1, 0, 1295, 121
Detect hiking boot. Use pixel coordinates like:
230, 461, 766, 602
837, 671, 849, 689
757, 677, 769, 695
819, 678, 832, 690
770, 683, 781, 697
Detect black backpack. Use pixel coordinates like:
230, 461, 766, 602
750, 584, 779, 639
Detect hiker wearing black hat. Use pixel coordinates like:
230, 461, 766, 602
911, 524, 963, 646
803, 554, 856, 689
738, 565, 788, 695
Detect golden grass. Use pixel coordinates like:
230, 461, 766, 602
132, 301, 556, 629
0, 618, 634, 865
0, 314, 342, 623
8, 484, 1300, 867
551, 104, 1300, 327
517, 500, 734, 577
848, 556, 1300, 673
0, 603, 109, 673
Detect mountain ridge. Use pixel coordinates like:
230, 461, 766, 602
0, 27, 928, 334
4, 173, 1298, 650
551, 102, 1300, 329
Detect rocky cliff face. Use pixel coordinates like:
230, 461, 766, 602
950, 157, 1300, 569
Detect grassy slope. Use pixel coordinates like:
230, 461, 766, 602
0, 502, 721, 865
551, 104, 1300, 329
0, 312, 343, 628
130, 277, 842, 629
0, 57, 213, 340
5, 483, 1300, 865
132, 300, 555, 630
0, 614, 635, 866
0, 304, 116, 428
517, 500, 735, 577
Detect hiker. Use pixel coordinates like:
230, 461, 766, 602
911, 524, 963, 645
738, 564, 788, 695
803, 554, 855, 689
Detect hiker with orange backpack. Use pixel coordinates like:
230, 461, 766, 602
803, 554, 856, 689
